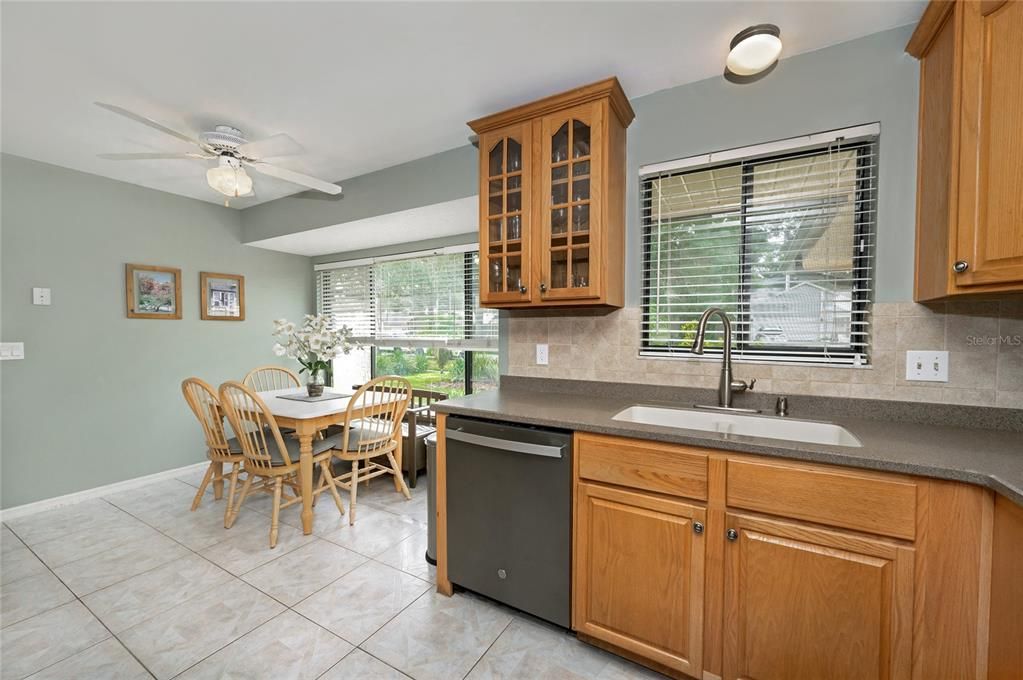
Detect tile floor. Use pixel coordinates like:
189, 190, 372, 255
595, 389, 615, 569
0, 468, 665, 679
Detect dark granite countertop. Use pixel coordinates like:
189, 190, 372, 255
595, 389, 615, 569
435, 378, 1023, 506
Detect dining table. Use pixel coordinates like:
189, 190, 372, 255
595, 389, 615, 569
257, 386, 403, 534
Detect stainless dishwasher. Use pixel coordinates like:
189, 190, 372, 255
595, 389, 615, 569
445, 415, 572, 628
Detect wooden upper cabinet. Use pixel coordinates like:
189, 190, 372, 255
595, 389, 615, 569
468, 78, 634, 308
723, 513, 914, 680
908, 0, 1023, 300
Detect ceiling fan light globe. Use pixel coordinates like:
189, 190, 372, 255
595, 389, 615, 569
206, 164, 252, 198
726, 29, 782, 76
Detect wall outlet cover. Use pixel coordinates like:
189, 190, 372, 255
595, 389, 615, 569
0, 342, 25, 360
32, 287, 51, 305
535, 343, 549, 366
905, 350, 948, 382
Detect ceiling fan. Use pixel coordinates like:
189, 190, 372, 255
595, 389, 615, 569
95, 102, 342, 205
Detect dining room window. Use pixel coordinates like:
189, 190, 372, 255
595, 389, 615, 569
315, 245, 499, 396
640, 125, 879, 365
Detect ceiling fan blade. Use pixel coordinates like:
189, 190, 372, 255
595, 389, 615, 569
98, 152, 213, 161
244, 161, 342, 195
94, 102, 202, 148
237, 133, 305, 160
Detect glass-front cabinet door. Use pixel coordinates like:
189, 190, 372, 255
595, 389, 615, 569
540, 103, 603, 300
478, 124, 532, 305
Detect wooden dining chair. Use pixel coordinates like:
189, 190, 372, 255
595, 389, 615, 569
243, 365, 301, 392
218, 381, 347, 548
328, 376, 413, 525
181, 378, 246, 525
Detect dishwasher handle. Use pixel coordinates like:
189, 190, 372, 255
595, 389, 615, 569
447, 428, 565, 459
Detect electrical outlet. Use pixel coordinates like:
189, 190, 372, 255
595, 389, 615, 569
905, 350, 948, 382
32, 287, 51, 306
0, 342, 25, 360
535, 343, 549, 366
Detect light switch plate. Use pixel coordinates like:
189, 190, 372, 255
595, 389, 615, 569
0, 342, 25, 360
535, 343, 549, 366
32, 287, 51, 305
905, 350, 948, 382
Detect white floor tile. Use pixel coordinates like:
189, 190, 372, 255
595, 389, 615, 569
24, 638, 151, 680
374, 531, 435, 583
0, 571, 75, 629
318, 509, 424, 558
1, 548, 51, 586
30, 523, 162, 569
467, 617, 667, 679
0, 601, 109, 680
175, 610, 350, 680
362, 591, 514, 680
241, 539, 366, 606
118, 579, 284, 680
320, 649, 411, 680
82, 554, 234, 633
52, 532, 190, 596
199, 517, 314, 576
293, 561, 430, 645
5, 500, 135, 547
1, 525, 25, 557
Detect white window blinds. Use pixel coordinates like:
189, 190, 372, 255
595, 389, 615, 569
641, 126, 878, 365
316, 246, 498, 351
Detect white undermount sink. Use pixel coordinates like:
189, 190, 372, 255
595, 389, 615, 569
613, 405, 863, 448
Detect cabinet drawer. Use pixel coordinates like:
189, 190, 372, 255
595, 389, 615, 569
576, 433, 708, 501
726, 459, 918, 541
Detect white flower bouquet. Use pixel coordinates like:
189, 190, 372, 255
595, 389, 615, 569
272, 315, 357, 395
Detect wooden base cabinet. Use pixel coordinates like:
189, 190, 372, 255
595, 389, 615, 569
573, 481, 705, 677
908, 0, 1023, 300
722, 513, 914, 680
570, 433, 1008, 680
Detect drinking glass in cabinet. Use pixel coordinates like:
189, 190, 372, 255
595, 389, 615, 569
572, 204, 589, 231
489, 218, 502, 242
489, 141, 503, 176
507, 215, 521, 240
552, 207, 568, 234
507, 139, 522, 172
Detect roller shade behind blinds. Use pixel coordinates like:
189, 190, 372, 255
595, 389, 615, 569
316, 249, 497, 351
641, 130, 878, 365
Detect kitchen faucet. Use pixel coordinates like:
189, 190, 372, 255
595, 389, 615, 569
691, 308, 756, 410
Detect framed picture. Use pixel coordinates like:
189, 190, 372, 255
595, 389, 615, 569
200, 272, 245, 321
125, 264, 181, 319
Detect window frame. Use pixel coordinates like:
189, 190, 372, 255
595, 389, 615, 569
640, 138, 877, 364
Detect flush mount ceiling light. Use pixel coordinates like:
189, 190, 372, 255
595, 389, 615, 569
725, 24, 782, 82
206, 156, 253, 201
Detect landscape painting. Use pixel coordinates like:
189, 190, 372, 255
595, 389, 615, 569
201, 272, 245, 321
125, 264, 181, 319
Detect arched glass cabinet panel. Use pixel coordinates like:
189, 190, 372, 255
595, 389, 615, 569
478, 125, 531, 304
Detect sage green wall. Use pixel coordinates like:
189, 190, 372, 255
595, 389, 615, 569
624, 24, 918, 304
242, 146, 478, 243
242, 25, 919, 305
0, 154, 313, 508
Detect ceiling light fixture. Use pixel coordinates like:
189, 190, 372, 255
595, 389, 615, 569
725, 24, 782, 82
206, 156, 253, 204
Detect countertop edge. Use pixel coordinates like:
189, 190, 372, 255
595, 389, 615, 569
435, 400, 1023, 507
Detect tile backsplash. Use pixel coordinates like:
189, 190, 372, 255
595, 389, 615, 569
506, 298, 1023, 409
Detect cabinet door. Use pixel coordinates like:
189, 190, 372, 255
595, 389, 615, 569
539, 102, 603, 301
479, 124, 533, 305
723, 513, 913, 680
954, 0, 1023, 287
574, 481, 704, 676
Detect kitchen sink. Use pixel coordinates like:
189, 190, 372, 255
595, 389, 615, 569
612, 405, 862, 448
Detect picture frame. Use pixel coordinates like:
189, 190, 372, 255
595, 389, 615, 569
200, 272, 245, 321
125, 264, 182, 319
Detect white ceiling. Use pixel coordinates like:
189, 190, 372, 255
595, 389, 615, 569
248, 196, 477, 256
1, 1, 924, 209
